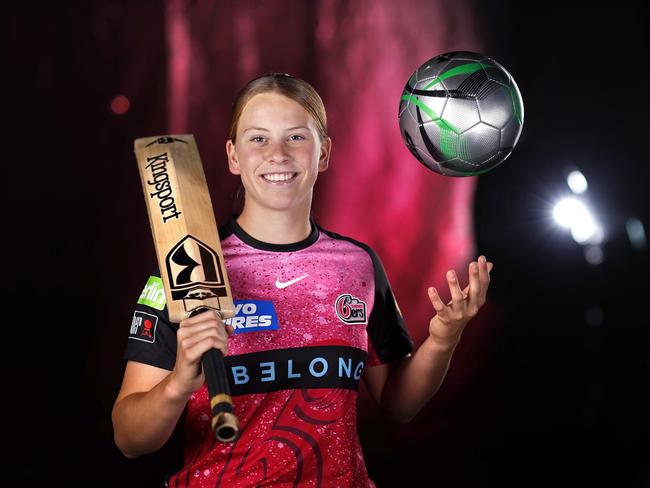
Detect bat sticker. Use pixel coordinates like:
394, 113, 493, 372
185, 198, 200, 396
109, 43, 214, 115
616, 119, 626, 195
166, 235, 228, 311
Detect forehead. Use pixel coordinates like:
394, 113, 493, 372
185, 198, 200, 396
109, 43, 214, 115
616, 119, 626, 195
239, 92, 314, 129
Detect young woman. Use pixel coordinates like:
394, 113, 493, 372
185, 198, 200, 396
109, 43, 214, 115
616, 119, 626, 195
112, 73, 492, 487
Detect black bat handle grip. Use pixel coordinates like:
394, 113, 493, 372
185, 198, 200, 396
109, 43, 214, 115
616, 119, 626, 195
190, 308, 240, 443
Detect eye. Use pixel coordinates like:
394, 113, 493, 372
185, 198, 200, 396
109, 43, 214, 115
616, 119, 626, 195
250, 136, 266, 143
289, 134, 305, 141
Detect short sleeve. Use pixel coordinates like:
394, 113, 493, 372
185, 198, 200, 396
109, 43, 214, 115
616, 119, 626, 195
123, 274, 178, 371
366, 339, 382, 366
365, 251, 414, 364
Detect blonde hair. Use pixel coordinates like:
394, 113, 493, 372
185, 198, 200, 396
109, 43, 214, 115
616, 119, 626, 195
228, 73, 328, 143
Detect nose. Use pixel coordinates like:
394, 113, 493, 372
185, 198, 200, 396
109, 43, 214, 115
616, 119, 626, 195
266, 140, 289, 164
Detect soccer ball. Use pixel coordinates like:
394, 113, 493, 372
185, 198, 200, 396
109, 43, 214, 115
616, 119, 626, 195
398, 51, 524, 176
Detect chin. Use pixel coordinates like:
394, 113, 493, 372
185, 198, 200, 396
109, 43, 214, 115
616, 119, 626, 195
263, 195, 312, 213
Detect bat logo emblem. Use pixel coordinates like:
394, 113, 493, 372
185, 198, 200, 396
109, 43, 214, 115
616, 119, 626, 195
145, 136, 189, 147
166, 236, 228, 310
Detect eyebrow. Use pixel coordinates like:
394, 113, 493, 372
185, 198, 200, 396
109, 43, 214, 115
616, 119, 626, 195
242, 126, 310, 133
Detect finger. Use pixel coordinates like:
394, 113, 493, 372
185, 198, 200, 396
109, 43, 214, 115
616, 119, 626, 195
428, 287, 451, 325
478, 256, 491, 285
456, 262, 488, 300
177, 320, 226, 340
180, 313, 228, 338
181, 309, 222, 328
179, 321, 231, 344
225, 324, 235, 336
181, 330, 228, 358
183, 339, 228, 363
468, 261, 481, 308
477, 256, 492, 304
446, 270, 465, 306
428, 287, 446, 314
179, 327, 220, 350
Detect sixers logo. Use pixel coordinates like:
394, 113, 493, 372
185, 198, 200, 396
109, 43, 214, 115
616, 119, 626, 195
335, 294, 367, 324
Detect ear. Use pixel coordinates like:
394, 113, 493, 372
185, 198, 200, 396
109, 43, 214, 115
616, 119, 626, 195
226, 140, 240, 175
318, 136, 332, 172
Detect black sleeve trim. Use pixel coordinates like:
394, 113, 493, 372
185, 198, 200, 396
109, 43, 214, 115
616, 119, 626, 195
316, 225, 414, 363
122, 353, 175, 372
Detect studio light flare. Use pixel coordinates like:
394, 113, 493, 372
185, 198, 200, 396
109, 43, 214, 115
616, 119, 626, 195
625, 217, 647, 249
566, 170, 588, 194
553, 198, 587, 228
553, 197, 603, 245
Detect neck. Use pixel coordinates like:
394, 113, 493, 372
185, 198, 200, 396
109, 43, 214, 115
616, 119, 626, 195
236, 201, 313, 245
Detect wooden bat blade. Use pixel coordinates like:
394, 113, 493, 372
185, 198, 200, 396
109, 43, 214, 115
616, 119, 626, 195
134, 134, 235, 323
134, 133, 240, 443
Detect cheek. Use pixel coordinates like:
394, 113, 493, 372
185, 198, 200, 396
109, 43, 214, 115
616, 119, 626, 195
297, 144, 321, 166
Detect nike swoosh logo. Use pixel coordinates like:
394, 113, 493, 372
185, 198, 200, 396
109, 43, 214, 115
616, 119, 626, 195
275, 274, 309, 289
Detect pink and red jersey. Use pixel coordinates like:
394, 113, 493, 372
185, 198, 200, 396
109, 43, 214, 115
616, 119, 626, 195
125, 217, 413, 487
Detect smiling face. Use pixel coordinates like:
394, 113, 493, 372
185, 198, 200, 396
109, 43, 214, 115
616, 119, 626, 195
226, 91, 331, 215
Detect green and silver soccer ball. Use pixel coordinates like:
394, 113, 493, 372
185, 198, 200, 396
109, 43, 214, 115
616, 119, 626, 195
399, 51, 524, 176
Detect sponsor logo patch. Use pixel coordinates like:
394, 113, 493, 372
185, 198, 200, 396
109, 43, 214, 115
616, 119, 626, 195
225, 346, 367, 395
137, 276, 166, 310
335, 294, 367, 324
223, 300, 279, 334
129, 311, 158, 343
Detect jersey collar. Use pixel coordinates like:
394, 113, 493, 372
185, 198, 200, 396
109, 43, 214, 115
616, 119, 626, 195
221, 215, 320, 252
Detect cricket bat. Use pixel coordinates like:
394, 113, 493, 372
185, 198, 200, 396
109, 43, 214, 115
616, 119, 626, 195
134, 134, 239, 443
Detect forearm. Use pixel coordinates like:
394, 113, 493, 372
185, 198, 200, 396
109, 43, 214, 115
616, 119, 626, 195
112, 373, 190, 458
380, 336, 458, 423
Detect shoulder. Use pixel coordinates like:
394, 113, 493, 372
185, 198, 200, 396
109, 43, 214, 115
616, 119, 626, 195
315, 222, 384, 267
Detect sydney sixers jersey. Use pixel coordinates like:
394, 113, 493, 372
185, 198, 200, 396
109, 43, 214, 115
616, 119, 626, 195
124, 217, 413, 487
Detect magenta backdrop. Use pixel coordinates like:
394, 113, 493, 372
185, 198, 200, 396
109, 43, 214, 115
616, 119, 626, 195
166, 0, 482, 341
164, 0, 496, 458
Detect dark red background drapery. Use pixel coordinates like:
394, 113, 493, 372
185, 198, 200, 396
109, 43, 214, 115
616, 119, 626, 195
164, 0, 481, 349
160, 0, 499, 475
5, 1, 500, 484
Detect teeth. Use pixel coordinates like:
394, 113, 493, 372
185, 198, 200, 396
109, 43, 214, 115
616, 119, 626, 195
262, 172, 296, 182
